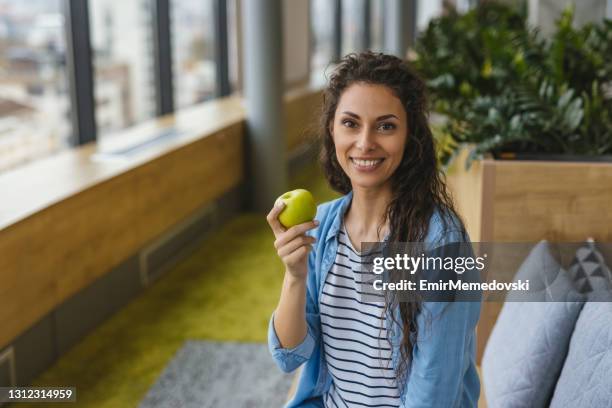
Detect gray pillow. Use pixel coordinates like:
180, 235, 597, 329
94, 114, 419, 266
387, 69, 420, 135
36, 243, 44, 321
482, 241, 585, 408
550, 302, 612, 407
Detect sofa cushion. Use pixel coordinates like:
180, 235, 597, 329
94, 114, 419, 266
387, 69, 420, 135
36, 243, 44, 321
550, 302, 612, 407
482, 241, 585, 408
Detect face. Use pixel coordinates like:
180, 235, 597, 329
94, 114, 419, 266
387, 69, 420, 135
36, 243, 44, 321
330, 82, 408, 191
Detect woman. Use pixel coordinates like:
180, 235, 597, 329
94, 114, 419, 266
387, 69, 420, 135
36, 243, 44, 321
266, 52, 481, 407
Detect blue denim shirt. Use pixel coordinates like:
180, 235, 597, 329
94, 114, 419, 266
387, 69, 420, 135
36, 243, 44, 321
268, 192, 482, 407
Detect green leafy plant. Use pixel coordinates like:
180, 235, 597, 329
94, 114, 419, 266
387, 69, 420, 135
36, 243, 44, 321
432, 122, 458, 168
415, 3, 543, 115
415, 2, 612, 167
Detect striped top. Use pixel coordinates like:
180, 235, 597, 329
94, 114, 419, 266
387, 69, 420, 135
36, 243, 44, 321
321, 223, 401, 408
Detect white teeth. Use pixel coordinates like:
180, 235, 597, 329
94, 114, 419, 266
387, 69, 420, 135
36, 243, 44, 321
352, 158, 383, 167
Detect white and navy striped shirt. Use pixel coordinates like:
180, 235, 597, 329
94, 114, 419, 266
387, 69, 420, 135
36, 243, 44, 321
321, 223, 401, 408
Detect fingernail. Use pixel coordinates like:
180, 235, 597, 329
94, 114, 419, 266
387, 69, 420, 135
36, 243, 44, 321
313, 220, 319, 225
275, 200, 285, 209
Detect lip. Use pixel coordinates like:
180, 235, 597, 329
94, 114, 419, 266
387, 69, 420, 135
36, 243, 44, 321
350, 157, 385, 172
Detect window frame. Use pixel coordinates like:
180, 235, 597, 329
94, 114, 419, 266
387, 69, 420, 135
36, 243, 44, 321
64, 0, 97, 145
61, 0, 233, 145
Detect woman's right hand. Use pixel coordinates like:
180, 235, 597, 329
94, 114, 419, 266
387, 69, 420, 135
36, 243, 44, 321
266, 200, 319, 280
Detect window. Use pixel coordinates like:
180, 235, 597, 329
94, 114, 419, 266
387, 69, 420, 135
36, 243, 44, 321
341, 0, 366, 56
418, 0, 443, 32
456, 0, 477, 14
0, 0, 71, 173
170, 0, 216, 109
227, 0, 240, 93
89, 0, 156, 138
310, 0, 335, 73
370, 0, 385, 52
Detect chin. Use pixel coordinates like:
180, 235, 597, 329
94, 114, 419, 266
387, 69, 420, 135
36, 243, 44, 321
349, 176, 390, 190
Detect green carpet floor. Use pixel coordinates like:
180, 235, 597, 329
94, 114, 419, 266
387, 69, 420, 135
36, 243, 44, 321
12, 164, 338, 408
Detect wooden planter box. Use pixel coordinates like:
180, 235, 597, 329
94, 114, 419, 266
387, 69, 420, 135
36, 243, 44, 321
445, 145, 612, 362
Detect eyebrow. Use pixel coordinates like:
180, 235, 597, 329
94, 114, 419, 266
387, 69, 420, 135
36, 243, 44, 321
341, 111, 399, 121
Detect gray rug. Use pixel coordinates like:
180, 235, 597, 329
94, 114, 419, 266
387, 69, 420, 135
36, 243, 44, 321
138, 340, 294, 408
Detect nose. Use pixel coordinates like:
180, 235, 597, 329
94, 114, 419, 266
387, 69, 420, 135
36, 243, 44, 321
355, 127, 376, 152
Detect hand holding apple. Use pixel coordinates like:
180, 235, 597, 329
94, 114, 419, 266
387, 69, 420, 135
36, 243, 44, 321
266, 188, 318, 280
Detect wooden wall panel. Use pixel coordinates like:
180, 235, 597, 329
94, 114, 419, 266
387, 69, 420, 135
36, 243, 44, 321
445, 147, 485, 242
0, 219, 57, 344
0, 125, 244, 350
133, 124, 244, 243
45, 175, 141, 304
491, 160, 612, 242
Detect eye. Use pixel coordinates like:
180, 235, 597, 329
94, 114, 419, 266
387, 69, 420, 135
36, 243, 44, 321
341, 119, 358, 128
378, 122, 396, 132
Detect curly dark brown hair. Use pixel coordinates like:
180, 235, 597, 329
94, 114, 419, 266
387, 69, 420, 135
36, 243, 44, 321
318, 51, 465, 388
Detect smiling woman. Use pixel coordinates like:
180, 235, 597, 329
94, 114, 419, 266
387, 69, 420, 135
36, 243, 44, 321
266, 51, 482, 408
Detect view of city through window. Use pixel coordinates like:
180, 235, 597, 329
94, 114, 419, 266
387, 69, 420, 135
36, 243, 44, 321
171, 0, 216, 110
1, 0, 365, 174
310, 0, 335, 73
0, 0, 226, 173
342, 0, 366, 56
418, 0, 444, 32
227, 0, 240, 93
370, 0, 385, 52
89, 0, 156, 139
0, 0, 71, 173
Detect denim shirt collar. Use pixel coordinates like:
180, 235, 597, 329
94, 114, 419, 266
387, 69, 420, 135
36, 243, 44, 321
324, 191, 352, 243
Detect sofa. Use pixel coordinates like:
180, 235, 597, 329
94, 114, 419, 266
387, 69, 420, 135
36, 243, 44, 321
481, 240, 612, 407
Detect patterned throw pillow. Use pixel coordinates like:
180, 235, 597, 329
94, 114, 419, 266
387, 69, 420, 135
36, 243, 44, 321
567, 239, 612, 299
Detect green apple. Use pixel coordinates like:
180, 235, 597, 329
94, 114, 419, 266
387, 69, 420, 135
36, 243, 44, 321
277, 189, 317, 228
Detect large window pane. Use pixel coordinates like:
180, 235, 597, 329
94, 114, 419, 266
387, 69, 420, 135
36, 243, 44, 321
227, 0, 240, 92
90, 0, 156, 138
417, 0, 443, 32
170, 0, 216, 109
0, 0, 71, 173
341, 0, 366, 56
310, 0, 335, 72
456, 0, 477, 14
370, 0, 385, 52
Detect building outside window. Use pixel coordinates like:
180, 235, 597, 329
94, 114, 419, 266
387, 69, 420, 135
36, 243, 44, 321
310, 0, 335, 73
89, 0, 156, 139
370, 0, 385, 52
341, 0, 366, 56
0, 0, 71, 173
456, 0, 477, 14
227, 0, 240, 93
170, 0, 216, 110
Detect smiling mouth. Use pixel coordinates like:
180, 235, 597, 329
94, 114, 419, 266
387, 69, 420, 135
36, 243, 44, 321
350, 157, 385, 170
